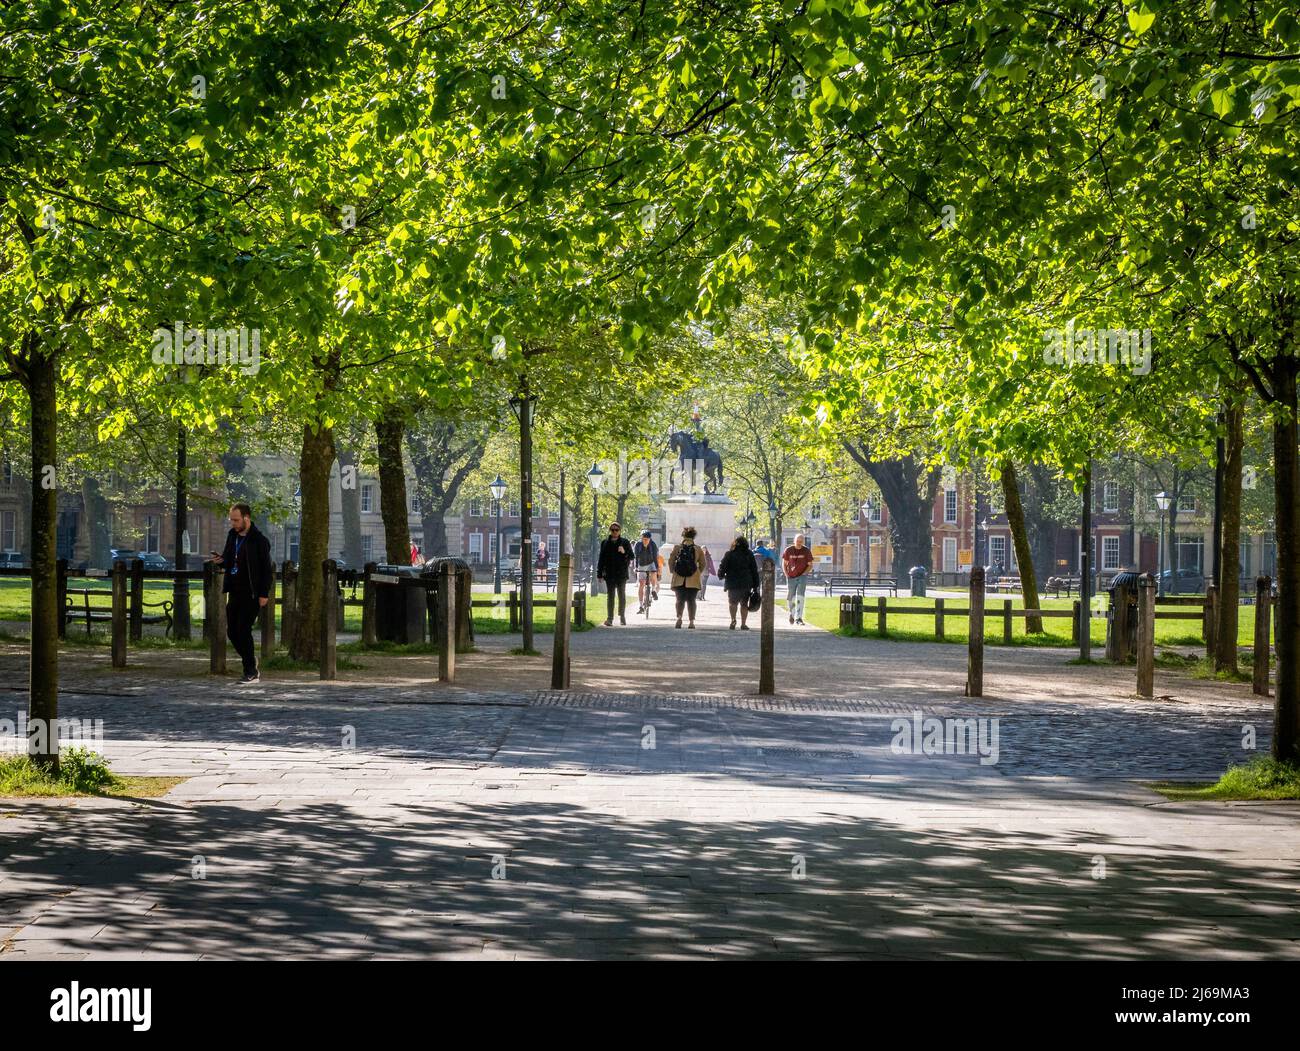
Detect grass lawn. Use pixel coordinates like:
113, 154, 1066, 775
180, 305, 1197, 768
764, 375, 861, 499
1146, 758, 1300, 801
799, 594, 1269, 649
0, 748, 184, 799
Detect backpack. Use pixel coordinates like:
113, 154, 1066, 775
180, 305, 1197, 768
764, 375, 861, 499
673, 544, 698, 578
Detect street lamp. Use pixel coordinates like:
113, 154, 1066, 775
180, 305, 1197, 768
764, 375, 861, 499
861, 498, 875, 576
980, 516, 990, 571
1154, 491, 1172, 595
767, 500, 779, 549
588, 462, 605, 593
490, 475, 507, 594
742, 509, 756, 545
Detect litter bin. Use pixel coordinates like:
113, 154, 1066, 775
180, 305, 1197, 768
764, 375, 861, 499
909, 565, 928, 598
1105, 570, 1140, 661
374, 565, 426, 643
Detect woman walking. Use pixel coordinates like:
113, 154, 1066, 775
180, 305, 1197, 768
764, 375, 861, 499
669, 526, 705, 629
718, 535, 760, 629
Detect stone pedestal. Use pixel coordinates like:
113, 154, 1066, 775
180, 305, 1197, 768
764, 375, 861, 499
662, 494, 739, 567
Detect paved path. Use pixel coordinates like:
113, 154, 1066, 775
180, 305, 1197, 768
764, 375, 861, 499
1, 592, 1296, 960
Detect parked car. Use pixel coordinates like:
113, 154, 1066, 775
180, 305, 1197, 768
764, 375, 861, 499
0, 550, 27, 570
107, 549, 173, 571
1158, 568, 1205, 593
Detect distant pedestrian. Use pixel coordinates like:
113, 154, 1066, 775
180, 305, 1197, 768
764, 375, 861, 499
669, 526, 705, 629
754, 539, 776, 565
535, 542, 549, 571
596, 522, 634, 625
699, 545, 715, 600
410, 540, 422, 566
718, 535, 760, 630
782, 533, 814, 625
208, 503, 274, 684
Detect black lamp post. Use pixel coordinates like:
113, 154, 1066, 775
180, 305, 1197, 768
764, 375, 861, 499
588, 462, 604, 593
490, 475, 507, 594
742, 508, 756, 546
862, 498, 874, 576
767, 501, 779, 549
1155, 490, 1172, 596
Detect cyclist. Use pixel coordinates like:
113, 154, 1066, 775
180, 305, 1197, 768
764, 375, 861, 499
633, 530, 660, 613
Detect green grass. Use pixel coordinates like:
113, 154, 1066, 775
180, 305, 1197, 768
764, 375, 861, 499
802, 594, 1268, 649
1147, 757, 1300, 801
0, 747, 184, 798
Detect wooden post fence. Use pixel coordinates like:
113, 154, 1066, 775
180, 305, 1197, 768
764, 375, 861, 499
456, 565, 474, 653
207, 562, 226, 674
1002, 598, 1013, 645
1253, 576, 1272, 697
438, 561, 456, 683
260, 563, 276, 660
759, 557, 775, 695
281, 561, 298, 655
1204, 583, 1219, 663
965, 566, 984, 697
319, 560, 337, 680
129, 558, 144, 642
1136, 573, 1156, 698
56, 558, 67, 639
361, 562, 378, 647
876, 595, 887, 635
111, 560, 127, 669
551, 554, 574, 689
935, 597, 945, 641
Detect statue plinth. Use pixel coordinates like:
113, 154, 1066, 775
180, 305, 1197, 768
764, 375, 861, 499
662, 493, 739, 564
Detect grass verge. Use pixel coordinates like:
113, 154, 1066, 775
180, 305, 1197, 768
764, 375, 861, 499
1146, 757, 1300, 801
0, 748, 184, 799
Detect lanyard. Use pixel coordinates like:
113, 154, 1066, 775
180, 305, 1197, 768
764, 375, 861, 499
232, 535, 244, 574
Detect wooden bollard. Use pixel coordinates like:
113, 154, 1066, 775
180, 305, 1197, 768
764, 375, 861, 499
965, 566, 984, 696
280, 561, 298, 653
935, 597, 945, 640
56, 558, 67, 639
438, 561, 455, 683
111, 560, 127, 668
573, 590, 586, 627
260, 563, 276, 659
1253, 576, 1271, 697
1003, 598, 1013, 645
129, 558, 144, 641
509, 589, 519, 632
1204, 583, 1219, 663
759, 557, 775, 694
877, 595, 887, 635
319, 559, 337, 680
208, 563, 226, 674
1136, 572, 1156, 698
360, 561, 377, 647
551, 554, 574, 689
1071, 599, 1081, 644
456, 565, 473, 652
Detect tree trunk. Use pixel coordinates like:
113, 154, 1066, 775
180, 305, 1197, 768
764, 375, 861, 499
28, 348, 59, 771
375, 409, 410, 563
290, 422, 335, 661
1214, 397, 1244, 674
337, 445, 363, 567
1001, 459, 1043, 632
80, 475, 110, 570
1273, 356, 1300, 761
173, 423, 191, 639
422, 511, 448, 558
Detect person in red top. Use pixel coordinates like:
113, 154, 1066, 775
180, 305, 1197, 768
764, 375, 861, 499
782, 533, 814, 625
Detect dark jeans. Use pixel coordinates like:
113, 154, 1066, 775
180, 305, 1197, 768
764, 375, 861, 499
605, 579, 627, 620
226, 588, 259, 676
674, 586, 698, 623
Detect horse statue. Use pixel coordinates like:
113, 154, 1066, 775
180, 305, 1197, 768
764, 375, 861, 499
667, 431, 724, 494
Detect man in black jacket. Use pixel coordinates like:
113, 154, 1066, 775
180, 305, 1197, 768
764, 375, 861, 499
209, 503, 274, 684
596, 521, 635, 626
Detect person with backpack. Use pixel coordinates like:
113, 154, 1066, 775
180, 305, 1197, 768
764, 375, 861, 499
718, 535, 761, 630
596, 521, 635, 625
633, 530, 660, 614
668, 526, 705, 628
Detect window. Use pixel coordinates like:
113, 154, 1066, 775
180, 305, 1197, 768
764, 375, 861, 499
469, 498, 484, 518
942, 537, 957, 572
0, 510, 14, 551
1176, 534, 1204, 573
509, 500, 521, 519
531, 532, 540, 552
488, 533, 497, 562
548, 506, 560, 524
548, 532, 559, 554
1178, 491, 1196, 513
868, 502, 882, 523
144, 514, 161, 553
411, 493, 421, 514
944, 490, 957, 524
468, 533, 483, 563
1103, 481, 1119, 513
361, 534, 374, 563
1, 461, 11, 486
990, 535, 1007, 569
507, 532, 522, 559
1102, 535, 1120, 570
288, 529, 300, 564
361, 484, 375, 513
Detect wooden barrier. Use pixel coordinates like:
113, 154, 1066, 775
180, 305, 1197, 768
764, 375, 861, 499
1002, 598, 1013, 645
438, 562, 455, 683
320, 559, 337, 681
56, 559, 68, 639
551, 554, 573, 689
935, 597, 945, 641
966, 567, 984, 697
455, 565, 474, 652
1204, 583, 1219, 663
281, 561, 298, 654
260, 564, 276, 659
361, 562, 378, 647
876, 595, 887, 634
1136, 573, 1156, 698
129, 558, 144, 641
1253, 575, 1272, 697
111, 560, 127, 669
760, 558, 775, 695
207, 563, 226, 675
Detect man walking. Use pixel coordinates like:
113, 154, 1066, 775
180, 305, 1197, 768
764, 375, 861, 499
596, 521, 635, 625
209, 503, 274, 684
782, 532, 814, 625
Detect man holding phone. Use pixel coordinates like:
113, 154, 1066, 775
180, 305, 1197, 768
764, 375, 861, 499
207, 503, 274, 684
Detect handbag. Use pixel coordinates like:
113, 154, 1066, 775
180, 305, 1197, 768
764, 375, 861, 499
746, 588, 762, 612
